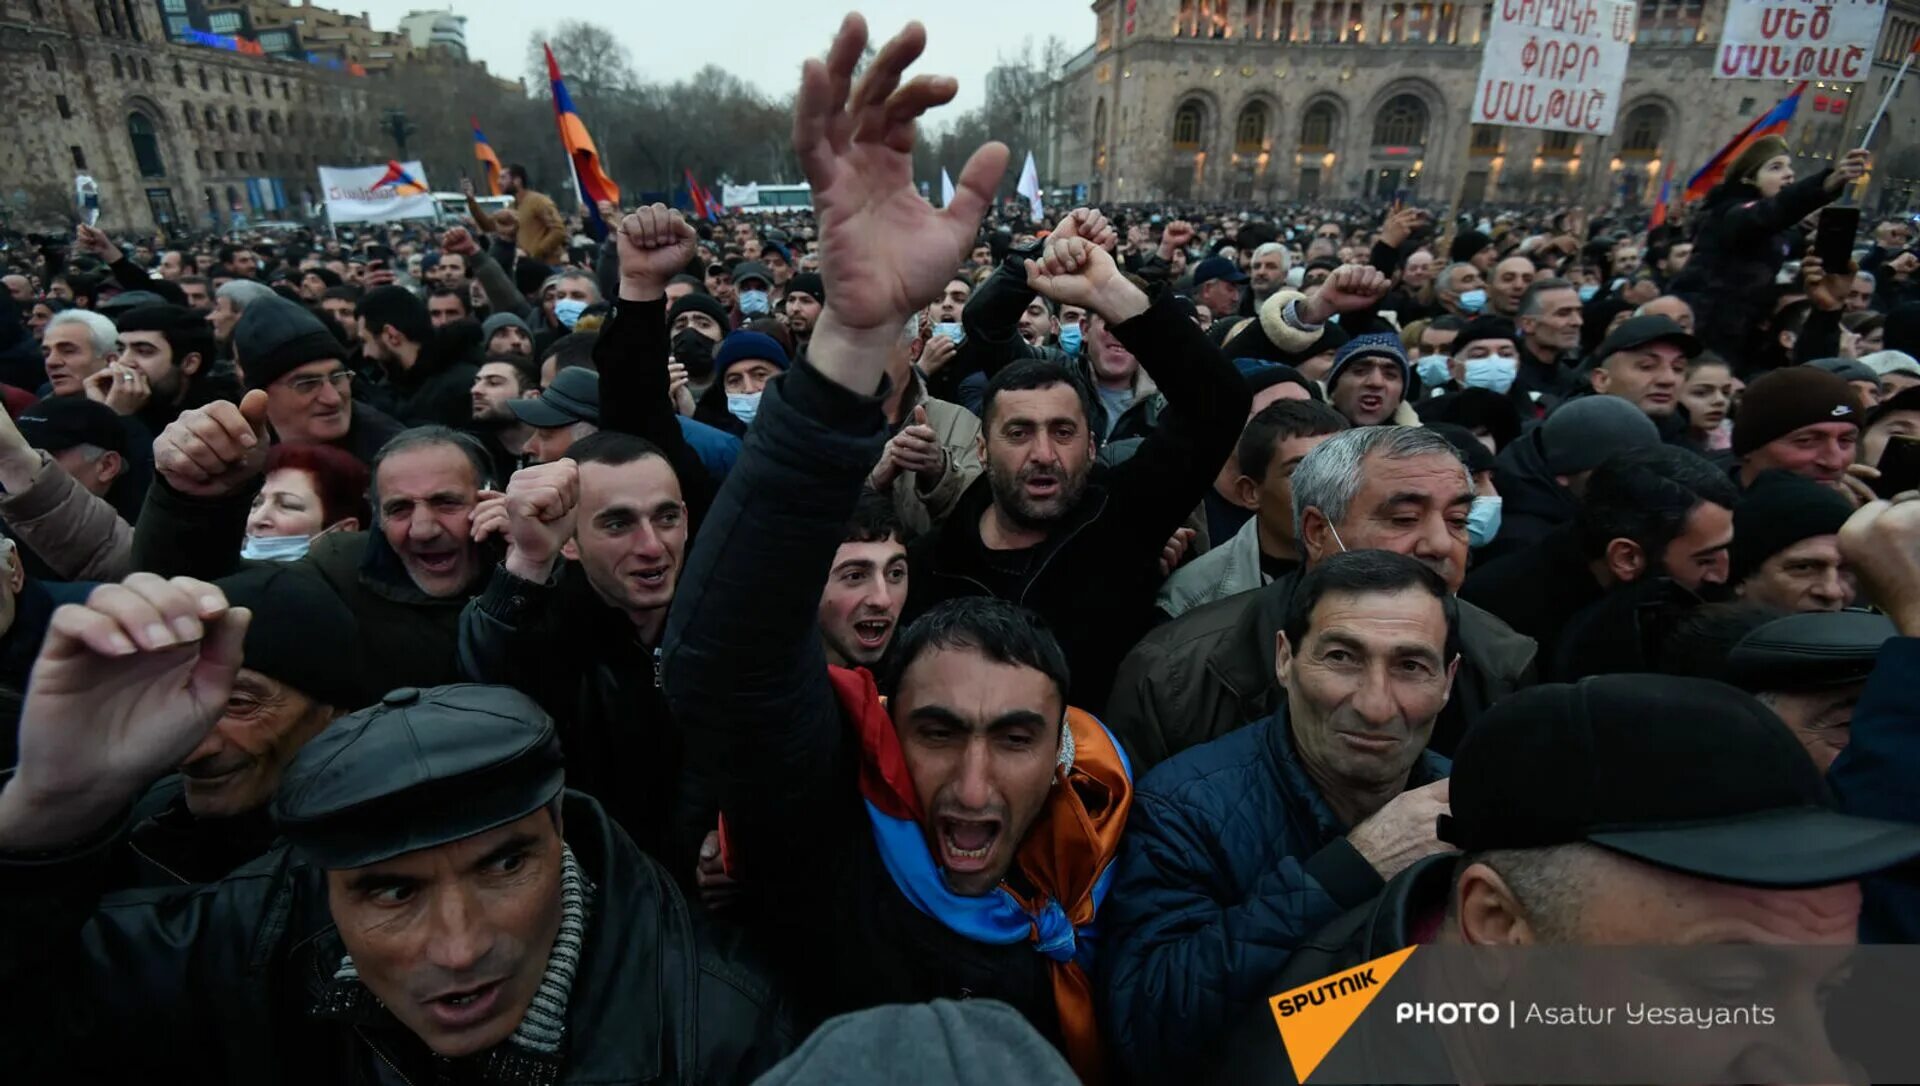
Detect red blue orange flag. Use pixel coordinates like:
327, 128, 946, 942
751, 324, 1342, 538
371, 160, 429, 196
544, 43, 620, 239
1684, 81, 1806, 203
1650, 162, 1673, 228
684, 169, 722, 222
471, 118, 503, 197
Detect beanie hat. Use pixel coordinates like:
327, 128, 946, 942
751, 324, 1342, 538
713, 330, 790, 377
1326, 332, 1409, 390
669, 292, 731, 331
1449, 230, 1494, 265
215, 565, 368, 711
1728, 135, 1791, 188
1540, 395, 1661, 475
1729, 470, 1855, 584
1239, 360, 1323, 403
233, 296, 344, 391
1731, 367, 1861, 457
513, 259, 554, 298
1450, 315, 1519, 357
784, 272, 825, 303
481, 312, 532, 344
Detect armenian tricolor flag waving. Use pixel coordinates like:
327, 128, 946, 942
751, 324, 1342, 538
1683, 82, 1806, 203
544, 43, 620, 240
471, 118, 503, 197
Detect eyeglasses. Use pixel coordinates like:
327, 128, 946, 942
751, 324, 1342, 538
285, 369, 352, 396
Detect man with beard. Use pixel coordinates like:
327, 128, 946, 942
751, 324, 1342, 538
1248, 243, 1290, 307
906, 234, 1251, 713
111, 304, 241, 435
469, 353, 541, 480
783, 272, 824, 361
481, 312, 535, 360
669, 293, 729, 401
356, 287, 480, 430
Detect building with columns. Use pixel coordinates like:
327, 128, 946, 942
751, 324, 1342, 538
1046, 0, 1920, 209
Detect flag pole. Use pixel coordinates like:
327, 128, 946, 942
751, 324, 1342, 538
1859, 49, 1914, 151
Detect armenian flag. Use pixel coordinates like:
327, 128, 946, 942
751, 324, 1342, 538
544, 43, 620, 239
471, 118, 502, 197
1683, 82, 1806, 202
684, 169, 723, 222
1649, 162, 1673, 228
370, 160, 429, 196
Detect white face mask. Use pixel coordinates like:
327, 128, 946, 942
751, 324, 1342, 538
241, 533, 311, 562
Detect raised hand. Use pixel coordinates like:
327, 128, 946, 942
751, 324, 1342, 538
870, 404, 944, 490
85, 362, 151, 417
1826, 149, 1871, 192
1801, 255, 1855, 313
916, 330, 957, 376
667, 361, 696, 416
1379, 207, 1430, 249
0, 573, 247, 850
503, 459, 580, 583
1054, 207, 1118, 253
1023, 236, 1149, 324
74, 223, 120, 263
1157, 220, 1196, 261
617, 204, 700, 299
468, 488, 508, 544
795, 13, 1009, 390
153, 388, 272, 498
441, 226, 480, 258
1298, 264, 1391, 325
460, 176, 477, 200
1839, 494, 1920, 634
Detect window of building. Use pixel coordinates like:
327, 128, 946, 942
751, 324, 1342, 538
95, 0, 112, 33
204, 106, 216, 127
1471, 123, 1503, 153
198, 67, 208, 90
281, 80, 291, 98
1235, 102, 1269, 152
227, 106, 239, 132
1542, 130, 1578, 155
209, 10, 240, 32
1373, 94, 1429, 146
268, 112, 280, 135
1300, 101, 1336, 150
122, 0, 142, 40
1279, 0, 1296, 39
71, 145, 87, 170
1173, 101, 1203, 150
242, 75, 252, 95
220, 71, 231, 93
173, 62, 184, 85
111, 54, 124, 78
248, 109, 260, 134
56, 95, 72, 119
1619, 105, 1665, 156
130, 111, 164, 177
236, 151, 247, 169
215, 150, 227, 170
27, 0, 42, 18
140, 58, 152, 81
196, 149, 206, 170
40, 45, 57, 72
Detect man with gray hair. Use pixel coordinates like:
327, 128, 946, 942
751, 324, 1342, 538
210, 279, 277, 346
1436, 261, 1485, 319
1248, 242, 1290, 306
1108, 425, 1537, 770
40, 309, 118, 397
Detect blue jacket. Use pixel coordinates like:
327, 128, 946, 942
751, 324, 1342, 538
1098, 706, 1449, 1083
1827, 635, 1920, 942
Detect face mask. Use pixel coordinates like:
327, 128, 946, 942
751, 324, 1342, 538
553, 298, 588, 330
1577, 284, 1600, 302
672, 329, 716, 383
1415, 354, 1451, 389
726, 390, 762, 425
931, 321, 965, 345
1467, 495, 1504, 548
241, 533, 311, 562
738, 289, 771, 317
1463, 354, 1519, 394
1458, 289, 1488, 314
1057, 323, 1083, 356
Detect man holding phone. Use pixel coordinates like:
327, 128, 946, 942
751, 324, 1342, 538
1864, 387, 1920, 497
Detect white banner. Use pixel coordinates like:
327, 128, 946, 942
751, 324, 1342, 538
317, 160, 436, 224
1472, 0, 1636, 136
721, 183, 759, 208
1715, 0, 1886, 81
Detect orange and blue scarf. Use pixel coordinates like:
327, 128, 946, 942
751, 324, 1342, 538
827, 666, 1133, 1083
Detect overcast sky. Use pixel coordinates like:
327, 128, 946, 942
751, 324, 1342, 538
354, 1, 1095, 115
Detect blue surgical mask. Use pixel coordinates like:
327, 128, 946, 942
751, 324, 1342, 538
1458, 289, 1488, 314
241, 532, 311, 562
738, 289, 771, 317
1415, 354, 1451, 389
1057, 323, 1083, 356
553, 297, 588, 330
726, 390, 762, 425
1463, 354, 1519, 394
932, 321, 965, 345
1467, 494, 1504, 548
1577, 284, 1600, 302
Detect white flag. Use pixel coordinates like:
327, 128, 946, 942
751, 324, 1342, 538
940, 168, 956, 209
1016, 151, 1042, 223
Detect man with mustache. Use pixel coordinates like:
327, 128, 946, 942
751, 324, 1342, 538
1108, 426, 1537, 769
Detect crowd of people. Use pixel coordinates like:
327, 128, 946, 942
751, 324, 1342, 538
2, 13, 1920, 1084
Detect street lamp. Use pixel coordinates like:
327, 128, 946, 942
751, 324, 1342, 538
383, 107, 416, 160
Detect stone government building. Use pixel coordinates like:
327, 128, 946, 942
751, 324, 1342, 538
1046, 0, 1920, 209
0, 0, 511, 233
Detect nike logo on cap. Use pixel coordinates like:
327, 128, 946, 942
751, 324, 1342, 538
1833, 405, 1853, 416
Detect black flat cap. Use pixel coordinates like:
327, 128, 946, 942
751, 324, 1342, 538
1595, 314, 1700, 362
508, 365, 600, 428
1723, 610, 1897, 691
17, 395, 128, 456
272, 684, 565, 869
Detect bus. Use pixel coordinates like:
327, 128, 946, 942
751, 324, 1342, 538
723, 183, 812, 214
431, 192, 514, 223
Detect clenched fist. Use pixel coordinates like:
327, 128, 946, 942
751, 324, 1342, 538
503, 458, 580, 583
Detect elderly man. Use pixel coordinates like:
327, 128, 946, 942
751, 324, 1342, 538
1731, 366, 1863, 489
1729, 471, 1857, 612
1191, 255, 1250, 322
1248, 242, 1290, 306
230, 295, 403, 465
1513, 277, 1582, 406
41, 310, 118, 397
0, 590, 789, 1080
1108, 426, 1536, 771
1104, 552, 1458, 1082
209, 279, 276, 345
1435, 261, 1486, 319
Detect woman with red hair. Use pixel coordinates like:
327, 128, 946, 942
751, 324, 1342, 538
242, 442, 372, 561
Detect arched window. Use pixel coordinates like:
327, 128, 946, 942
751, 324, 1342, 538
242, 75, 252, 95
1620, 105, 1666, 156
40, 45, 57, 72
1372, 94, 1428, 146
129, 111, 164, 177
122, 0, 142, 40
111, 55, 123, 79
1172, 101, 1204, 150
1235, 101, 1269, 152
1300, 101, 1336, 150
94, 0, 111, 33
27, 0, 42, 18
248, 109, 261, 134
140, 58, 152, 81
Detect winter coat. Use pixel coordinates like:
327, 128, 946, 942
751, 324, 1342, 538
0, 450, 133, 582
513, 189, 569, 265
1105, 568, 1536, 772
1483, 420, 1579, 563
905, 294, 1253, 714
1671, 171, 1837, 363
1156, 513, 1269, 618
0, 792, 792, 1084
1099, 707, 1448, 1082
1828, 636, 1920, 943
332, 399, 406, 467
879, 374, 983, 538
378, 342, 481, 430
1459, 520, 1607, 668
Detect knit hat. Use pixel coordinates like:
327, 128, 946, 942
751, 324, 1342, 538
1731, 367, 1862, 457
216, 565, 368, 711
1729, 470, 1855, 584
233, 295, 345, 391
755, 1000, 1078, 1086
481, 312, 532, 345
1540, 395, 1661, 475
713, 330, 790, 377
669, 292, 730, 330
1728, 135, 1791, 188
1240, 360, 1323, 403
785, 271, 825, 303
1326, 332, 1409, 389
1859, 350, 1920, 380
1806, 356, 1880, 386
1449, 230, 1494, 265
1450, 315, 1519, 357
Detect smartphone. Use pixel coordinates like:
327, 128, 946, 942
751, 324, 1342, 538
1874, 434, 1920, 498
1814, 206, 1860, 273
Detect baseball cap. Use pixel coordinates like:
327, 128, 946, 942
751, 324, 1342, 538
508, 365, 600, 428
1722, 610, 1897, 691
1868, 384, 1920, 428
1439, 674, 1920, 887
732, 261, 773, 289
1191, 256, 1249, 287
16, 395, 128, 456
1595, 314, 1700, 362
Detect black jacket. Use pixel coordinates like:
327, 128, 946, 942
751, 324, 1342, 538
905, 293, 1252, 712
1483, 421, 1578, 564
662, 361, 1066, 1043
1459, 521, 1607, 668
0, 792, 791, 1084
1549, 575, 1707, 682
334, 399, 406, 467
1671, 171, 1836, 363
378, 341, 481, 430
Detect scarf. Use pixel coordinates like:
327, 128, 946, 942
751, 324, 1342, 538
827, 666, 1132, 1083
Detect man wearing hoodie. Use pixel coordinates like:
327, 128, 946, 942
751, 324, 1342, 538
1483, 395, 1660, 561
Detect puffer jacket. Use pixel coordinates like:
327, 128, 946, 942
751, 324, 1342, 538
1099, 707, 1449, 1083
1671, 170, 1836, 363
0, 793, 792, 1084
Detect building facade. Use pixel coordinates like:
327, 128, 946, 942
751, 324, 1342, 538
1048, 0, 1920, 209
397, 8, 463, 59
